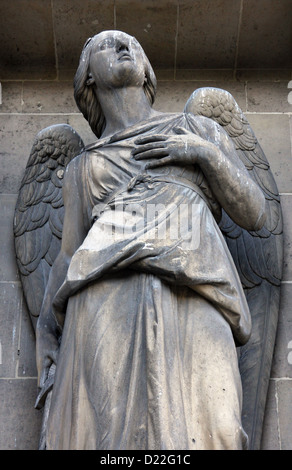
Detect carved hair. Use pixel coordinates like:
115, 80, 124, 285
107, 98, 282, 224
74, 34, 157, 138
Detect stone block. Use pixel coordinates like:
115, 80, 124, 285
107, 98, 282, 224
271, 283, 292, 379
58, 68, 78, 81
237, 0, 292, 69
0, 82, 23, 113
236, 69, 292, 82
277, 379, 292, 450
22, 81, 79, 114
0, 194, 19, 282
116, 0, 177, 70
0, 378, 41, 449
175, 69, 234, 81
176, 0, 241, 69
246, 114, 292, 194
261, 380, 280, 450
247, 81, 292, 113
17, 301, 37, 378
0, 282, 22, 378
154, 70, 175, 81
0, 0, 56, 80
52, 0, 115, 72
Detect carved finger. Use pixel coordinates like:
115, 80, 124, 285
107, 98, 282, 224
145, 156, 174, 169
134, 134, 168, 145
133, 148, 169, 160
132, 141, 167, 156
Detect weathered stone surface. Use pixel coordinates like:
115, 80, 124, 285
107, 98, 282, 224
0, 378, 41, 449
1, 0, 291, 80
17, 301, 37, 378
0, 195, 19, 281
176, 0, 241, 69
261, 381, 280, 450
247, 81, 292, 113
22, 82, 79, 114
0, 82, 23, 113
236, 69, 292, 81
246, 114, 292, 194
277, 380, 292, 450
237, 0, 292, 69
0, 282, 22, 378
175, 69, 234, 81
0, 0, 56, 80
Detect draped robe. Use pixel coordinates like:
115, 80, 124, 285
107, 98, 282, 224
45, 112, 250, 450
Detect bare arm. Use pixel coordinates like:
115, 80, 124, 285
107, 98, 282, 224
190, 122, 266, 231
133, 122, 266, 231
36, 157, 88, 388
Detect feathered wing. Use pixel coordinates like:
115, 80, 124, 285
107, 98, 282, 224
14, 124, 84, 330
184, 87, 283, 450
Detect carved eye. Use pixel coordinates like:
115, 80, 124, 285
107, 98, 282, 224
99, 38, 114, 51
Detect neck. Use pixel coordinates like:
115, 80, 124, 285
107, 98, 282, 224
95, 86, 161, 137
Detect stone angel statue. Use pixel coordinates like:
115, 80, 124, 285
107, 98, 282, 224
13, 30, 282, 450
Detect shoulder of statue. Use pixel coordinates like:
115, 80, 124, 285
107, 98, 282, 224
184, 109, 220, 140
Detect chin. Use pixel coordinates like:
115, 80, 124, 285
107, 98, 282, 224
113, 64, 144, 87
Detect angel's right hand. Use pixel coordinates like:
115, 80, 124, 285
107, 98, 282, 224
36, 326, 60, 389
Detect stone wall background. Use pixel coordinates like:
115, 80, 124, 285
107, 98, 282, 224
0, 0, 291, 450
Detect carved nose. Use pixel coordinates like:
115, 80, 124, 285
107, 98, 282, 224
117, 42, 129, 53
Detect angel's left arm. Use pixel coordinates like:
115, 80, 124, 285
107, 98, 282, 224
133, 120, 266, 231
193, 120, 266, 231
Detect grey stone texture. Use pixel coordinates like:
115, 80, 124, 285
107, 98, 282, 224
0, 0, 291, 451
1, 0, 291, 80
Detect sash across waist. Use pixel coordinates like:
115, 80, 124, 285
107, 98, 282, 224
92, 173, 212, 224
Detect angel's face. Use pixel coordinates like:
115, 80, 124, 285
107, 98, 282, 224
88, 31, 146, 90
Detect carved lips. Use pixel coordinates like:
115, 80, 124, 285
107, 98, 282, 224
118, 51, 132, 61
